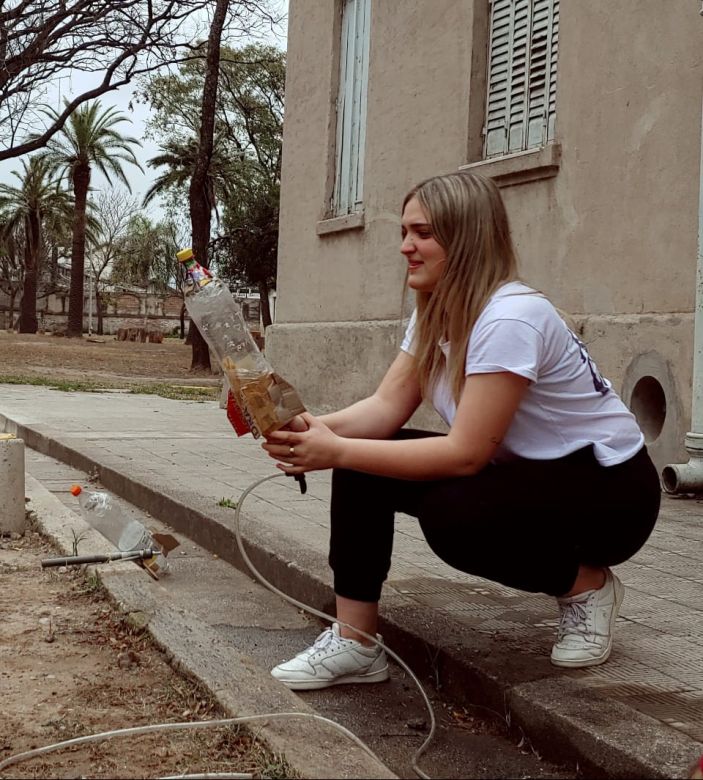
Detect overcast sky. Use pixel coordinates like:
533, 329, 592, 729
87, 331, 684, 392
1, 0, 288, 220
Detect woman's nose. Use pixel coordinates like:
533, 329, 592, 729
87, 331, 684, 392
400, 235, 415, 254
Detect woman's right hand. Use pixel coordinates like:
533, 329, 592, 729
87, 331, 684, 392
262, 413, 342, 474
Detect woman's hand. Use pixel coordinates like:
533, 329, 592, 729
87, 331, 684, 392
281, 414, 309, 433
262, 412, 343, 474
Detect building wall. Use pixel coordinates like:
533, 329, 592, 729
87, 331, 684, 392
268, 0, 703, 471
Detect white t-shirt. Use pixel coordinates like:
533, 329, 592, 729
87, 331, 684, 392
400, 281, 644, 466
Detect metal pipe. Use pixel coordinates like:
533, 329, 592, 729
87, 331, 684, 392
41, 548, 159, 568
662, 81, 703, 493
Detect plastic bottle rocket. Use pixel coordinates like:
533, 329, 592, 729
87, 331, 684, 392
70, 485, 176, 579
177, 247, 305, 438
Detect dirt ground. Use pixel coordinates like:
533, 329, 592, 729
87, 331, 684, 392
0, 331, 221, 388
0, 335, 283, 779
0, 527, 292, 779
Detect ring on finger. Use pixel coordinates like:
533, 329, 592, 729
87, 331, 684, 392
289, 446, 295, 458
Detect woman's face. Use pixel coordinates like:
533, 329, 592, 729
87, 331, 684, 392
401, 197, 447, 293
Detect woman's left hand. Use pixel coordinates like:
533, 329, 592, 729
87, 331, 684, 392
262, 412, 343, 474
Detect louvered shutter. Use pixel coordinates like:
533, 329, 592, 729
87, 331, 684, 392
508, 0, 530, 152
546, 0, 559, 141
484, 0, 559, 159
334, 0, 371, 215
484, 0, 512, 157
526, 0, 558, 147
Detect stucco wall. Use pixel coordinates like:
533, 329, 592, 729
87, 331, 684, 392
501, 3, 702, 317
269, 0, 479, 425
268, 0, 703, 471
274, 0, 477, 325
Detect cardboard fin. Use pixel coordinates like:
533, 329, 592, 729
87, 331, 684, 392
152, 533, 180, 554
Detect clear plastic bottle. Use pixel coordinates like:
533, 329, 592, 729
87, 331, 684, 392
178, 248, 270, 378
177, 247, 305, 437
70, 485, 168, 576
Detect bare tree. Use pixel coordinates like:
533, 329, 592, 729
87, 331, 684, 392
157, 219, 190, 339
0, 0, 281, 161
90, 189, 140, 334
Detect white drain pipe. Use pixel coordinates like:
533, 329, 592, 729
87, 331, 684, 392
662, 83, 703, 492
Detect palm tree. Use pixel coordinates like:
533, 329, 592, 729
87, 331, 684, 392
0, 156, 73, 333
143, 136, 237, 215
43, 101, 143, 337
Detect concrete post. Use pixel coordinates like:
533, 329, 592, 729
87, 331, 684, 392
0, 434, 26, 534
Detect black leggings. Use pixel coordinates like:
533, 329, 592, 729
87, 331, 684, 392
329, 430, 661, 601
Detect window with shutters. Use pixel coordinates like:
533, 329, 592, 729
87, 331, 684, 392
333, 0, 371, 216
483, 0, 559, 159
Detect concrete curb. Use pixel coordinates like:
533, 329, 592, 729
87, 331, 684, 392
507, 679, 700, 778
8, 413, 703, 779
24, 473, 396, 780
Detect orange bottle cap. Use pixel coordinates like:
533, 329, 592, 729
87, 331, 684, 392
70, 485, 82, 496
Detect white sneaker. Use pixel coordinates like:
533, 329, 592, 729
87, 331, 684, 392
271, 622, 390, 690
551, 569, 625, 668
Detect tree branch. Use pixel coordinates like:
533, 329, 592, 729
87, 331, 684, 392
0, 0, 279, 160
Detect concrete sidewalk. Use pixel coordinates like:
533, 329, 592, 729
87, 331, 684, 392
2, 384, 702, 778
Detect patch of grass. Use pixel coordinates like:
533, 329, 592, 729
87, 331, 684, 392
70, 528, 90, 556
0, 374, 219, 401
78, 570, 103, 596
0, 374, 106, 392
217, 497, 238, 509
261, 752, 298, 779
25, 506, 39, 530
128, 383, 218, 401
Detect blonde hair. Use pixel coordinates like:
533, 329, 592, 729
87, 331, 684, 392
404, 172, 519, 403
